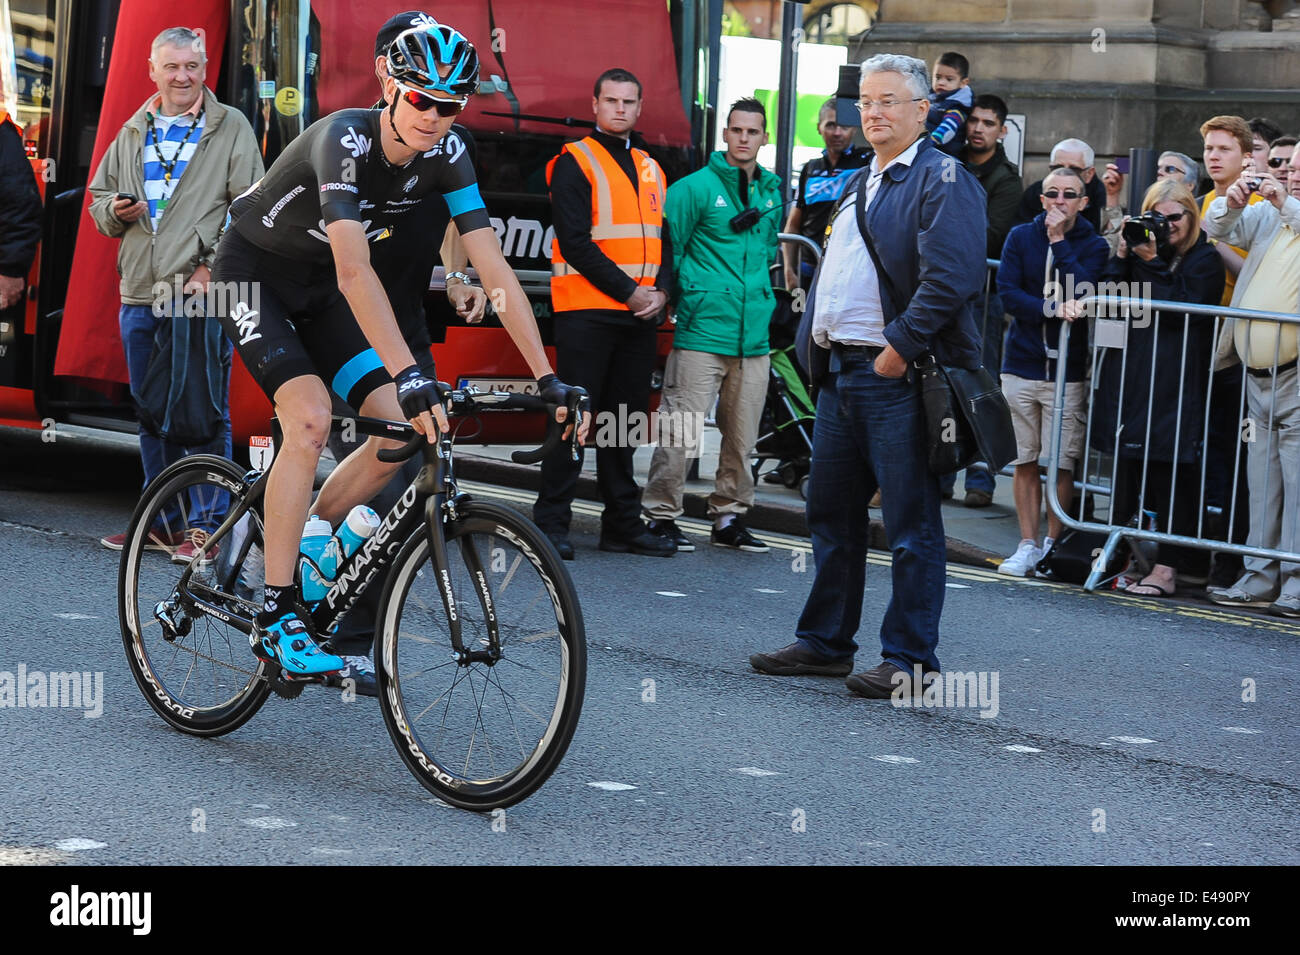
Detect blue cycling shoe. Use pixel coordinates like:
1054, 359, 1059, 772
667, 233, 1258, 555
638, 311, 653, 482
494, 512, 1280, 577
251, 612, 345, 675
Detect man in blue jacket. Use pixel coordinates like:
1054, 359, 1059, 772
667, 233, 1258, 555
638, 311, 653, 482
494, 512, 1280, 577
996, 166, 1109, 577
750, 54, 986, 699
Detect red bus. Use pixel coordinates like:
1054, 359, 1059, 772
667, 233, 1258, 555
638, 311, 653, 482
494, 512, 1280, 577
1, 0, 715, 455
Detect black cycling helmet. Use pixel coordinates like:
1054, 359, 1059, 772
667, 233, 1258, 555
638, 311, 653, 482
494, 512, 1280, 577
386, 24, 480, 100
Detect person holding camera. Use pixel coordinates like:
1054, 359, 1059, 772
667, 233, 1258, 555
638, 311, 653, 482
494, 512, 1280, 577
642, 97, 783, 553
1203, 145, 1300, 617
1095, 181, 1225, 597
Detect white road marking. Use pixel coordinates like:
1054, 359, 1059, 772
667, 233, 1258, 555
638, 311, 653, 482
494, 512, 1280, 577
244, 817, 298, 829
53, 613, 97, 620
656, 591, 687, 597
588, 781, 637, 791
871, 755, 918, 764
945, 583, 970, 589
1221, 726, 1261, 734
734, 767, 780, 777
1109, 736, 1155, 745
1005, 744, 1042, 753
54, 838, 106, 851
754, 588, 784, 594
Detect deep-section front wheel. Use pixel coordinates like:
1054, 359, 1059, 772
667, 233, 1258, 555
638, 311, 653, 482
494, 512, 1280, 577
376, 500, 587, 810
118, 455, 271, 736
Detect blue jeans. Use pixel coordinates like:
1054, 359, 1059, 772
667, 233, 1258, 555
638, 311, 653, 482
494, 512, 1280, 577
120, 303, 233, 531
794, 351, 945, 672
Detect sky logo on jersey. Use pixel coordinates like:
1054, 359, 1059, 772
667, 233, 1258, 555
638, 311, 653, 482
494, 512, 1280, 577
340, 126, 372, 158
231, 301, 262, 345
423, 131, 466, 164
260, 184, 306, 228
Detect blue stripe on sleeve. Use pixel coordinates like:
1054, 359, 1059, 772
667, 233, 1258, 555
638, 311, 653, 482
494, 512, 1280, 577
331, 348, 384, 404
443, 183, 485, 217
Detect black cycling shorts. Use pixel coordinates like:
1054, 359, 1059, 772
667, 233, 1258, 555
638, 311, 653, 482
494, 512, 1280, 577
212, 229, 391, 411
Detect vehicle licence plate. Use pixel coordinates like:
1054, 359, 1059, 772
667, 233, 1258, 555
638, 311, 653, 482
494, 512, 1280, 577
457, 377, 539, 396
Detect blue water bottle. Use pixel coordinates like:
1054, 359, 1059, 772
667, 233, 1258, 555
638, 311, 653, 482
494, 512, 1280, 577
300, 515, 339, 605
336, 505, 381, 561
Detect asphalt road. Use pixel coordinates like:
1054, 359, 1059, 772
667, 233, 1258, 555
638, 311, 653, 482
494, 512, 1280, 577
0, 424, 1296, 865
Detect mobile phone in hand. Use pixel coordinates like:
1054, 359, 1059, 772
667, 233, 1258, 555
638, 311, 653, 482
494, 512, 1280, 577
115, 193, 138, 204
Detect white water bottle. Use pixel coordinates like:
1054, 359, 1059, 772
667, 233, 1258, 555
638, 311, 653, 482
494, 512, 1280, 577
300, 515, 338, 605
336, 505, 381, 561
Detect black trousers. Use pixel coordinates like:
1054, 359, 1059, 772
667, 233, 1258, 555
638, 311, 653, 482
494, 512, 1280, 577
533, 312, 658, 539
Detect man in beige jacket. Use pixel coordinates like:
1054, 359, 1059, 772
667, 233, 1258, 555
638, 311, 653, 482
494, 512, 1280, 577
89, 26, 262, 560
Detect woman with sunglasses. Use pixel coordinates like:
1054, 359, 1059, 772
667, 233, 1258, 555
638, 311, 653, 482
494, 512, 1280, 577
1093, 180, 1226, 598
210, 22, 587, 672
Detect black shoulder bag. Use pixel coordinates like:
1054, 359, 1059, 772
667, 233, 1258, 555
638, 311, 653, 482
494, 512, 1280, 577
852, 172, 1016, 476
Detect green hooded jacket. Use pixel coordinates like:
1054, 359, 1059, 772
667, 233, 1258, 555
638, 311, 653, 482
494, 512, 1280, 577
666, 150, 783, 357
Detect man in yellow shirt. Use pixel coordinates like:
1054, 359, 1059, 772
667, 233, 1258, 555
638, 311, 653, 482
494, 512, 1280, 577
1204, 147, 1300, 617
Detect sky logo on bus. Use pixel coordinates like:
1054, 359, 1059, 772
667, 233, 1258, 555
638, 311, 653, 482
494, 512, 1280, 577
231, 301, 262, 345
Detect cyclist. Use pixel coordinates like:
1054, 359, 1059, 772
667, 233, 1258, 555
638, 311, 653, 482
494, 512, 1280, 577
213, 20, 586, 675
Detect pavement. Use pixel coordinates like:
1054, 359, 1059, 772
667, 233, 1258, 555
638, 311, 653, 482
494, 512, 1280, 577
453, 421, 1020, 570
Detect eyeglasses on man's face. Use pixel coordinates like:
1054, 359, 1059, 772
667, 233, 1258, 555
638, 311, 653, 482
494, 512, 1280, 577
397, 83, 466, 117
856, 96, 925, 113
1042, 189, 1082, 200
1159, 164, 1187, 176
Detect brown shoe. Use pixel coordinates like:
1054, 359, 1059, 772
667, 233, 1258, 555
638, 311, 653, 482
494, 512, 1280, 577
846, 662, 926, 699
749, 642, 852, 677
963, 490, 993, 508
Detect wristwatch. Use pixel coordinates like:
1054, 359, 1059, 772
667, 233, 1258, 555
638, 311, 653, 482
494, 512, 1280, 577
445, 270, 472, 287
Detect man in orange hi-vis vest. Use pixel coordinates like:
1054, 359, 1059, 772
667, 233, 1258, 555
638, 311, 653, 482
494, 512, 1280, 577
533, 67, 677, 560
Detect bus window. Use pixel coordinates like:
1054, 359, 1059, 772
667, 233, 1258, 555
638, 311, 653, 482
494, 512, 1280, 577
2, 0, 55, 158
229, 0, 321, 165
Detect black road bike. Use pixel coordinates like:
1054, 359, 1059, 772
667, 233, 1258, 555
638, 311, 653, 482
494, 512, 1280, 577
117, 387, 587, 810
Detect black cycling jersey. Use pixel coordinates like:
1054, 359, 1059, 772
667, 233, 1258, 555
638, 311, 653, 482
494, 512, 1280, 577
228, 108, 489, 263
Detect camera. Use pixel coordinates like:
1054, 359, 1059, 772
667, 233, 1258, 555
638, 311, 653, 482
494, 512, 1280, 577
1122, 210, 1170, 248
729, 207, 761, 233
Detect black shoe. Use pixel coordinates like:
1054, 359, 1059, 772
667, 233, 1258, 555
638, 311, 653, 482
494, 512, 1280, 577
711, 519, 768, 553
646, 518, 694, 552
599, 527, 675, 557
323, 654, 379, 697
750, 642, 852, 677
544, 531, 575, 561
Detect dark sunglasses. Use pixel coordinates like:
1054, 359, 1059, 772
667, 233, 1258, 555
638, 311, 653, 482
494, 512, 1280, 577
1042, 189, 1082, 199
1159, 164, 1186, 175
1162, 211, 1188, 223
400, 86, 465, 118
1267, 156, 1289, 168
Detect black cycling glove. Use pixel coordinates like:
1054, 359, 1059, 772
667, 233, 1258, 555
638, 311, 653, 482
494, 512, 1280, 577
537, 374, 587, 412
395, 365, 441, 419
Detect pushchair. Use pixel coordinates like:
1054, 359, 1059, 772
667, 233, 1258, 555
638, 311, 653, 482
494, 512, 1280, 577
751, 287, 816, 499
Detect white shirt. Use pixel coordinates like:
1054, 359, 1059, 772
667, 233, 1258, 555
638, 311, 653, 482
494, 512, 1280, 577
812, 136, 922, 348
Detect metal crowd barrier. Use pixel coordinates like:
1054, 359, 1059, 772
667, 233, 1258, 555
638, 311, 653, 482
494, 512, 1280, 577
1044, 296, 1300, 592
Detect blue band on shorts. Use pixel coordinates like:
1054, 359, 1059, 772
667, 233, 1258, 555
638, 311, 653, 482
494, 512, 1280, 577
332, 348, 384, 403
443, 183, 485, 217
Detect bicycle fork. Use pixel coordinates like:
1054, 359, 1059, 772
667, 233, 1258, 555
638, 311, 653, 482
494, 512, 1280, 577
422, 440, 501, 666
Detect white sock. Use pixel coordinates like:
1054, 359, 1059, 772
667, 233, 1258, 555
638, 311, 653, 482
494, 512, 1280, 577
1042, 537, 1055, 551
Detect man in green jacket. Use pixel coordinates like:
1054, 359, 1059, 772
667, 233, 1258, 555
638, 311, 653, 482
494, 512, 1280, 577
643, 97, 783, 553
90, 26, 263, 556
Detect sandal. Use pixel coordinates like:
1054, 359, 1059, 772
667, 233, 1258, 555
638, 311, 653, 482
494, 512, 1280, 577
1124, 575, 1176, 598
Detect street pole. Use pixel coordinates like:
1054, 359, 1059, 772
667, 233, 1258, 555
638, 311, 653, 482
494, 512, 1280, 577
774, 1, 800, 198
